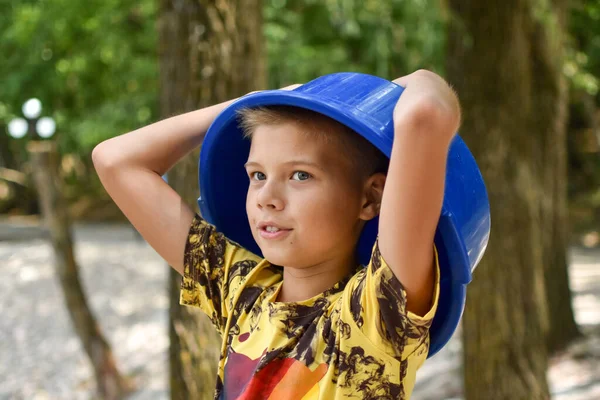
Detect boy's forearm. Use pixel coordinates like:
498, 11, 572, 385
378, 70, 460, 315
93, 98, 237, 175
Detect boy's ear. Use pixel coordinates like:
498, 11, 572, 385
359, 173, 386, 221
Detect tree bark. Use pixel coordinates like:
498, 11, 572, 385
157, 1, 265, 399
446, 0, 565, 398
535, 0, 580, 355
27, 140, 129, 400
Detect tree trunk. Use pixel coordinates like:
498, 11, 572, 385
446, 0, 565, 398
157, 1, 265, 398
0, 122, 17, 170
534, 0, 580, 355
27, 140, 129, 400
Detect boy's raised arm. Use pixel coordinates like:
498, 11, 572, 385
378, 69, 461, 316
92, 99, 237, 275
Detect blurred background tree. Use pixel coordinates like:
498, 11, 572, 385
446, 0, 569, 397
157, 0, 265, 398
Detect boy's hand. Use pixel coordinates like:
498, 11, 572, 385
280, 83, 302, 91
392, 70, 461, 140
378, 69, 460, 317
246, 83, 302, 96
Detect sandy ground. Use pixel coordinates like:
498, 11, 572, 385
1, 221, 598, 400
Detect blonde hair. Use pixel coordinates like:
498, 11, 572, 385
237, 106, 388, 178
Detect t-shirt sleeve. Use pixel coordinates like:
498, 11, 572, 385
347, 238, 440, 359
179, 214, 264, 334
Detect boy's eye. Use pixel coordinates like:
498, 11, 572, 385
292, 171, 311, 181
251, 171, 266, 181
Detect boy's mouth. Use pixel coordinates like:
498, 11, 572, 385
259, 227, 292, 240
257, 221, 292, 239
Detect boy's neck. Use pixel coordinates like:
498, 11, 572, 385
275, 254, 357, 303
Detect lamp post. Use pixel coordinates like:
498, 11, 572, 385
3, 99, 56, 214
8, 99, 128, 396
7, 98, 56, 140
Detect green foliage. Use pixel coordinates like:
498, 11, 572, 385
0, 0, 158, 155
568, 0, 600, 97
0, 0, 445, 166
1, 0, 598, 159
265, 0, 445, 88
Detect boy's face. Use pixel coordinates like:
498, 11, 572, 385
245, 122, 369, 269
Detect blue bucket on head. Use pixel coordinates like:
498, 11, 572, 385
198, 72, 490, 357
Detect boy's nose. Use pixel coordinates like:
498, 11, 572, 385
256, 183, 285, 211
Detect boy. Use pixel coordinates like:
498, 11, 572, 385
93, 69, 460, 399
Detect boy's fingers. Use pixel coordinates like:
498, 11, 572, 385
392, 69, 437, 88
244, 83, 301, 97
391, 76, 408, 87
392, 73, 415, 88
392, 71, 423, 88
280, 83, 302, 91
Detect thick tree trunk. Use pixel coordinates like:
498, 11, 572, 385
446, 0, 562, 398
535, 0, 580, 355
27, 141, 129, 400
157, 1, 265, 399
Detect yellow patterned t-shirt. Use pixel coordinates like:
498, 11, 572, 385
180, 214, 440, 400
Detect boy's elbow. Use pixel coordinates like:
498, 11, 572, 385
92, 139, 122, 173
92, 142, 109, 171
